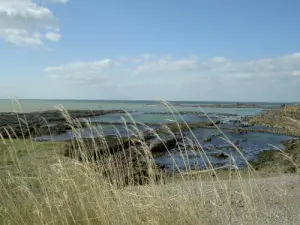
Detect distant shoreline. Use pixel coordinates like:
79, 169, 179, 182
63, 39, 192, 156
0, 99, 298, 104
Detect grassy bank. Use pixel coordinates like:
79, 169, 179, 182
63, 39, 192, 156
1, 138, 212, 225
249, 105, 300, 137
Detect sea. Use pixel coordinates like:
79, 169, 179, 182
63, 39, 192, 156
0, 99, 288, 112
0, 99, 286, 123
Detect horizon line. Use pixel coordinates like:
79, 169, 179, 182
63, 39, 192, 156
0, 98, 298, 104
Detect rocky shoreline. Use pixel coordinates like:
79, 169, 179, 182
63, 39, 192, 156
251, 139, 300, 173
0, 109, 125, 138
146, 102, 283, 109
64, 105, 300, 179
1, 108, 298, 140
1, 105, 299, 180
63, 123, 299, 185
143, 111, 239, 117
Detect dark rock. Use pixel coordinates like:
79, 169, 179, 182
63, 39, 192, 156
234, 140, 240, 145
204, 137, 212, 142
239, 122, 249, 128
280, 104, 286, 109
212, 132, 222, 137
157, 163, 166, 170
212, 152, 229, 158
149, 135, 182, 153
231, 128, 248, 135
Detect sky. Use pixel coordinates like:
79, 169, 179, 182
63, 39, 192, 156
0, 0, 300, 102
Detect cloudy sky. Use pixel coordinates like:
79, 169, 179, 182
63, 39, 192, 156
1, 0, 300, 102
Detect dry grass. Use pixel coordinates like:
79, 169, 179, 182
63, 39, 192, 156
0, 103, 299, 225
0, 139, 212, 225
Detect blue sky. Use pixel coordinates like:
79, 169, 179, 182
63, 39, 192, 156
1, 0, 300, 101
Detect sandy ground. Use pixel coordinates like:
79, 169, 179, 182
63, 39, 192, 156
196, 174, 300, 225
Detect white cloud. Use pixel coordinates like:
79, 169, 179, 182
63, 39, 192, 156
45, 59, 117, 74
0, 28, 44, 45
45, 32, 61, 41
132, 53, 300, 78
43, 0, 69, 4
44, 53, 300, 101
0, 0, 64, 46
45, 59, 120, 87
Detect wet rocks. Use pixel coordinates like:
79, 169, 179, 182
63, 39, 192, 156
231, 128, 248, 135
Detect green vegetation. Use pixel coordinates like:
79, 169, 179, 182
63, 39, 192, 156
252, 139, 300, 174
0, 139, 64, 176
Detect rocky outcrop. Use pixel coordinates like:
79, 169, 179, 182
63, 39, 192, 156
189, 103, 278, 109
64, 133, 169, 186
149, 135, 183, 153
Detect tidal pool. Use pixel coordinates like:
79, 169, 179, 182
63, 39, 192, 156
154, 128, 292, 171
